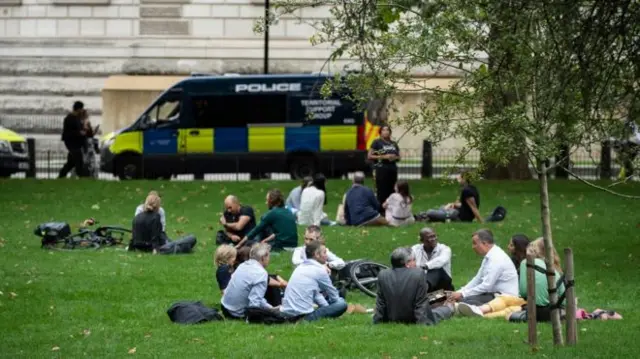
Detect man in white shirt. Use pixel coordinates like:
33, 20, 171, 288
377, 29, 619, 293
280, 241, 348, 321
448, 229, 518, 306
411, 227, 453, 292
292, 225, 346, 271
221, 243, 277, 319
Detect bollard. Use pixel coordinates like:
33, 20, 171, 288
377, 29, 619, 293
26, 138, 36, 178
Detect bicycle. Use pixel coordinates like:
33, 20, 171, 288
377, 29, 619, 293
36, 219, 131, 250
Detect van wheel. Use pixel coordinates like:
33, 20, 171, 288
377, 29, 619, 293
116, 155, 142, 180
288, 155, 316, 179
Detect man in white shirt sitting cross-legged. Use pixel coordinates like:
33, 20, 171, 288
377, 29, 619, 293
292, 225, 345, 271
280, 240, 348, 321
448, 229, 518, 306
411, 227, 454, 293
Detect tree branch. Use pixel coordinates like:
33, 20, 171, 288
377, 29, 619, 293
562, 166, 640, 199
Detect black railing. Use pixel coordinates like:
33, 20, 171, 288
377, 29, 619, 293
10, 138, 623, 181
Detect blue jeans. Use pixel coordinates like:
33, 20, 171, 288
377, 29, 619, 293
304, 298, 348, 321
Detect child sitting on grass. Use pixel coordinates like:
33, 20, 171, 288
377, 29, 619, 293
214, 244, 237, 295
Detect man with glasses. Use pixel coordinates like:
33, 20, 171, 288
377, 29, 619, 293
411, 227, 454, 293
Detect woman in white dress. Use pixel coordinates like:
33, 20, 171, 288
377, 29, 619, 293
382, 180, 415, 227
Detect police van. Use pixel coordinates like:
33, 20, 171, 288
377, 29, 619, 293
0, 126, 29, 177
100, 73, 382, 180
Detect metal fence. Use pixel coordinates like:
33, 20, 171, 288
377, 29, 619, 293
8, 138, 625, 182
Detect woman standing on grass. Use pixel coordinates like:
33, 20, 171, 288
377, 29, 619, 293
382, 180, 415, 227
368, 125, 401, 211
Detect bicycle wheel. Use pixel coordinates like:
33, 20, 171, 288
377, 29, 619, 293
349, 261, 388, 298
95, 227, 131, 246
64, 233, 100, 250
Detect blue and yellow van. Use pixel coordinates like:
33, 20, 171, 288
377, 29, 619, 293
100, 73, 381, 180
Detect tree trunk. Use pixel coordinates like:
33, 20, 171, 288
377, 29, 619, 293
538, 160, 564, 346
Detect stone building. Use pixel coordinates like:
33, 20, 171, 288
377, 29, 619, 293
0, 0, 337, 134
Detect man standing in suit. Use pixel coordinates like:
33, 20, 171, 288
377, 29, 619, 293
373, 247, 454, 325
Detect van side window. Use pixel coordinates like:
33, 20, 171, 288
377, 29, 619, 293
144, 97, 181, 129
192, 94, 287, 128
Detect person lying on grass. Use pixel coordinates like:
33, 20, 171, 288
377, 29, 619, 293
221, 243, 283, 319
423, 171, 482, 223
457, 237, 566, 322
236, 189, 298, 251
292, 225, 345, 271
447, 229, 518, 306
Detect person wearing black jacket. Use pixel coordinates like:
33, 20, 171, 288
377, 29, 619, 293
58, 101, 88, 178
130, 192, 197, 254
130, 192, 165, 253
373, 247, 454, 325
367, 125, 400, 211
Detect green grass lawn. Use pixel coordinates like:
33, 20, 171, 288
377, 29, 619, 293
1, 178, 639, 358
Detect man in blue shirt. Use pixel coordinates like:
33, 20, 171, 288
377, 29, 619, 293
280, 241, 348, 321
221, 243, 276, 319
344, 172, 388, 226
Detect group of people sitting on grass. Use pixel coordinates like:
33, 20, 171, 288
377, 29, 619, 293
211, 223, 566, 325
210, 170, 483, 253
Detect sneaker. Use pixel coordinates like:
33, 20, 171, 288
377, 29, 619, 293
457, 303, 484, 317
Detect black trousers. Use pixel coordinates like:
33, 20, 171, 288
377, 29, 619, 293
58, 145, 86, 178
375, 166, 398, 211
426, 268, 454, 293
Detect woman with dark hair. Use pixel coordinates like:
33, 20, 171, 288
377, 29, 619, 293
382, 180, 415, 227
285, 176, 313, 215
508, 234, 531, 273
368, 125, 401, 210
298, 173, 335, 226
237, 189, 298, 251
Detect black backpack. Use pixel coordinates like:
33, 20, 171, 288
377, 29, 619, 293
34, 222, 71, 248
485, 206, 507, 223
167, 301, 222, 324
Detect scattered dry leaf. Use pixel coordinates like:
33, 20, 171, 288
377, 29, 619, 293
144, 333, 152, 338
9, 292, 17, 298
433, 340, 442, 345
420, 336, 429, 340
596, 281, 602, 286
128, 347, 137, 354
581, 328, 587, 332
91, 204, 100, 210
566, 204, 574, 208
587, 213, 593, 218
83, 329, 91, 336
52, 346, 60, 351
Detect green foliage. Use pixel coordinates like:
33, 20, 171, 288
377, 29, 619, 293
266, 0, 640, 174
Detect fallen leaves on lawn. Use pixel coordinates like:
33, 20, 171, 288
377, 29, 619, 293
176, 216, 189, 224
9, 292, 17, 299
144, 333, 152, 338
566, 204, 574, 208
420, 336, 428, 340
91, 204, 100, 210
52, 346, 60, 351
587, 213, 593, 218
432, 340, 442, 345
128, 347, 137, 354
82, 329, 91, 336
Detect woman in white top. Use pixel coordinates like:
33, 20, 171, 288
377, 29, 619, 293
285, 176, 312, 215
382, 180, 415, 227
297, 173, 335, 226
